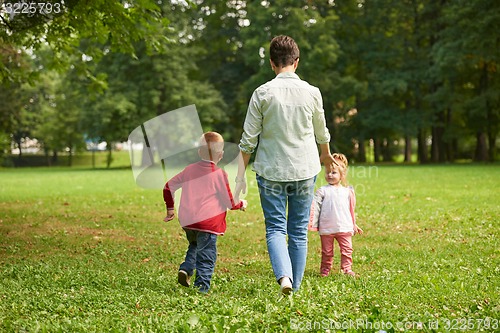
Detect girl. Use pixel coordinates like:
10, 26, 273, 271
309, 154, 363, 277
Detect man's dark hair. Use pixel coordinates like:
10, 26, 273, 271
269, 35, 300, 68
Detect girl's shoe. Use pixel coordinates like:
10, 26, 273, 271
320, 269, 330, 277
344, 270, 356, 277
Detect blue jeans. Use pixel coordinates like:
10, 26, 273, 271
257, 175, 316, 291
179, 229, 217, 293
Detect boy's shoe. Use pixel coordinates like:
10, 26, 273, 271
178, 270, 190, 287
280, 277, 293, 295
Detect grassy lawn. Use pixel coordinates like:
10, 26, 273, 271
0, 164, 499, 332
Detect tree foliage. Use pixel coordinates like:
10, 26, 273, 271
0, 0, 169, 83
1, 0, 498, 165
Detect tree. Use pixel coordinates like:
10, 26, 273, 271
78, 1, 227, 167
2, 0, 497, 166
0, 44, 34, 145
1, 0, 170, 158
236, 1, 346, 146
188, 0, 254, 141
1, 0, 169, 84
31, 69, 85, 166
340, 0, 409, 162
433, 0, 500, 162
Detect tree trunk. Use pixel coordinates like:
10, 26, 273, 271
358, 138, 366, 163
478, 61, 496, 162
431, 112, 446, 163
428, 1, 445, 163
417, 129, 428, 163
485, 87, 497, 162
15, 138, 22, 161
52, 150, 58, 164
44, 148, 51, 166
404, 135, 412, 162
474, 131, 488, 161
445, 108, 454, 162
431, 127, 438, 162
68, 146, 73, 167
382, 138, 393, 162
488, 131, 496, 162
106, 146, 113, 168
374, 137, 381, 163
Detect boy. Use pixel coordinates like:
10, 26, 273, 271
163, 131, 247, 292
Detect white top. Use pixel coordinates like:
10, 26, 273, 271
312, 185, 355, 235
239, 72, 331, 181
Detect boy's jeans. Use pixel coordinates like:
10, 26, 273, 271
257, 175, 316, 291
180, 229, 217, 293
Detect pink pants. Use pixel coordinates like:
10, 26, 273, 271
320, 233, 353, 275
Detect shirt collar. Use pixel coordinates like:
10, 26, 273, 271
276, 72, 300, 79
201, 159, 216, 165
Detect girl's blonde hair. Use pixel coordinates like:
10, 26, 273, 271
332, 153, 349, 185
332, 153, 348, 168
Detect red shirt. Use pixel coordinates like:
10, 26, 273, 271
163, 160, 243, 235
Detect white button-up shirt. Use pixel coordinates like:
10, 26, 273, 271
239, 72, 331, 181
312, 185, 356, 235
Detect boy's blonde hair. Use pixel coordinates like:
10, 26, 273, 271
198, 132, 224, 161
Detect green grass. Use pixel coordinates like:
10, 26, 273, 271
0, 165, 499, 332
